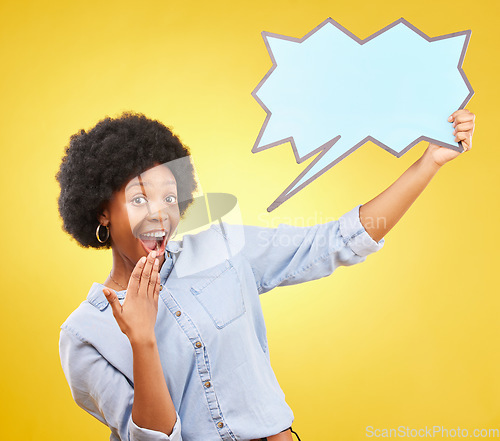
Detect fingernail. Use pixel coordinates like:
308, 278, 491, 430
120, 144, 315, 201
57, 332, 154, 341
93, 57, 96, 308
151, 251, 157, 259
154, 259, 159, 266
448, 116, 453, 122
140, 256, 146, 264
103, 289, 109, 296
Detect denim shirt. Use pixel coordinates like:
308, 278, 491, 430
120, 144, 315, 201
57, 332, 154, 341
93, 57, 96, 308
59, 204, 384, 441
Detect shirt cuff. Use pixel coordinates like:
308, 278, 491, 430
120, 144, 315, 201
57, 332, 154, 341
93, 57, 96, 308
339, 204, 385, 257
129, 413, 182, 441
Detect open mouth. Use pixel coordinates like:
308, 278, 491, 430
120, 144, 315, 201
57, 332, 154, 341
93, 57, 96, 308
138, 230, 168, 255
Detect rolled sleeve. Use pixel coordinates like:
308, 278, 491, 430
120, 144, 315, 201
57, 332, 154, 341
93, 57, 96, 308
130, 414, 182, 441
339, 204, 385, 257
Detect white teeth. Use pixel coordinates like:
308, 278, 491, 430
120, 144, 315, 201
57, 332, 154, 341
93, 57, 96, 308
141, 231, 166, 238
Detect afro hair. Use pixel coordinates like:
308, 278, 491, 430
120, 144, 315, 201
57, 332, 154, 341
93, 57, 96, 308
56, 111, 197, 249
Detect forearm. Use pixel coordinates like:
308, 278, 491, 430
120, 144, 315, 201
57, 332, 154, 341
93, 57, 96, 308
359, 148, 441, 242
130, 337, 177, 435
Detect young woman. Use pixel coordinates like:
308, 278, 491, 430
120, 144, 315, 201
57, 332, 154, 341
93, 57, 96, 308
57, 109, 475, 441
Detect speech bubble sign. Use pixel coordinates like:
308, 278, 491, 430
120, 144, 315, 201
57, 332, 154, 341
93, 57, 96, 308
252, 18, 474, 211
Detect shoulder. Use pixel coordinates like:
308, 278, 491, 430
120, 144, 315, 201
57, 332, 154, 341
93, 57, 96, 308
60, 283, 128, 354
59, 283, 133, 381
61, 283, 120, 341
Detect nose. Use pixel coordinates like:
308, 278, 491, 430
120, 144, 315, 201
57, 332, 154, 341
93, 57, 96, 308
146, 202, 168, 222
145, 199, 178, 227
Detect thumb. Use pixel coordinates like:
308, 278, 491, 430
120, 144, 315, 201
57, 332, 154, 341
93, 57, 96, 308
103, 288, 122, 316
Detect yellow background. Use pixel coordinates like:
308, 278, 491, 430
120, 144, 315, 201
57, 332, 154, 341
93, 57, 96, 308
1, 0, 498, 439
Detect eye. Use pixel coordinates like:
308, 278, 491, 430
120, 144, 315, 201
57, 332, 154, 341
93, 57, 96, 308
131, 195, 147, 206
165, 195, 177, 204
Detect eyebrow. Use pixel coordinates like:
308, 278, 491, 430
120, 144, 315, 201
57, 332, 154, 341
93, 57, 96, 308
125, 180, 177, 191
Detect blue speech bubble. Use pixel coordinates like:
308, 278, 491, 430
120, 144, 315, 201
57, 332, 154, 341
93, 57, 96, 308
252, 18, 473, 211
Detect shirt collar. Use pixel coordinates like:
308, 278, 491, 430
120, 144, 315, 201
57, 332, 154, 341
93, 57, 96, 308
87, 282, 125, 311
165, 239, 182, 253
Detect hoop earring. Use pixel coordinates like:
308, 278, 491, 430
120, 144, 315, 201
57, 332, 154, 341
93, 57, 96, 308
96, 223, 110, 243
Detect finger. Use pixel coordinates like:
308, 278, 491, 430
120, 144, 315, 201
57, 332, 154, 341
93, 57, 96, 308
148, 258, 160, 298
128, 256, 147, 297
455, 131, 468, 143
103, 288, 122, 316
453, 114, 474, 127
448, 110, 463, 122
460, 137, 471, 152
153, 268, 161, 302
448, 108, 472, 122
455, 134, 472, 150
139, 251, 156, 297
462, 136, 472, 151
453, 121, 474, 133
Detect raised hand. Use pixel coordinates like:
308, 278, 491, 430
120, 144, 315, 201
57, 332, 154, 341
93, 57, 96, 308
103, 251, 161, 344
426, 109, 475, 167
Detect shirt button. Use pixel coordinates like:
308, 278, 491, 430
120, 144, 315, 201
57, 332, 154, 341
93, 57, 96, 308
175, 311, 181, 317
217, 422, 224, 428
195, 341, 202, 348
204, 381, 211, 388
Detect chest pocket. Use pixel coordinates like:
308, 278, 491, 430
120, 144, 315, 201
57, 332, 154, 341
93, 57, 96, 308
190, 259, 246, 329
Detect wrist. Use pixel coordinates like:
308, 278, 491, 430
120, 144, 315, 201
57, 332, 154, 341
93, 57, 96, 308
129, 334, 157, 349
421, 148, 443, 173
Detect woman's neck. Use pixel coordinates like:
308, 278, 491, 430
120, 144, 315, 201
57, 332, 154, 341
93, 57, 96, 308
103, 248, 165, 291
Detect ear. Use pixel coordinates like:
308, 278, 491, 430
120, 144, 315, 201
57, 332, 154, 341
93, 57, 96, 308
98, 205, 110, 226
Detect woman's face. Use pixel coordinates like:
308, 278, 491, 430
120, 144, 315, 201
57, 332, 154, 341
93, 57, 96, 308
100, 163, 180, 264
